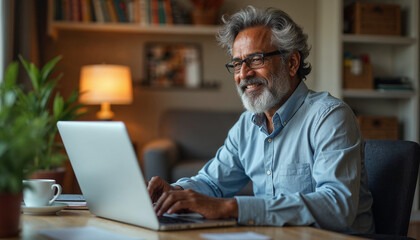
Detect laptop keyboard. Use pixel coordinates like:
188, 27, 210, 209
158, 216, 195, 224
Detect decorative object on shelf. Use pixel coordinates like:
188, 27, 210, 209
0, 62, 49, 238
79, 64, 133, 120
357, 115, 399, 140
190, 0, 224, 25
344, 2, 401, 35
145, 43, 202, 88
17, 55, 86, 184
343, 53, 373, 89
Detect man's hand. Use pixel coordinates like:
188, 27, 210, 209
147, 176, 182, 202
153, 189, 238, 220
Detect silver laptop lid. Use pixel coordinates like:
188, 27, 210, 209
57, 121, 160, 230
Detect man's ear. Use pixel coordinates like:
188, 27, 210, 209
288, 51, 301, 77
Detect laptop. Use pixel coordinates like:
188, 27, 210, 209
57, 121, 237, 231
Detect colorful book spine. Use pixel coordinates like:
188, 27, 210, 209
107, 0, 118, 22
71, 0, 81, 21
157, 0, 165, 24
62, 0, 72, 21
100, 0, 111, 22
163, 0, 172, 25
80, 0, 91, 22
92, 0, 104, 22
150, 0, 159, 25
138, 0, 149, 25
114, 0, 128, 22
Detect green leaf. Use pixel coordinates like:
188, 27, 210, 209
3, 62, 18, 89
0, 142, 7, 158
18, 55, 40, 92
53, 94, 64, 120
40, 56, 62, 84
38, 81, 57, 111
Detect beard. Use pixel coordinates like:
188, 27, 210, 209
236, 68, 291, 114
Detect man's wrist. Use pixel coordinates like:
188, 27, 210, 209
225, 198, 238, 219
172, 185, 183, 191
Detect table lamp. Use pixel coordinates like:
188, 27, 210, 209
79, 64, 133, 120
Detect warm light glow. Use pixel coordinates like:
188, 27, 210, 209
79, 65, 133, 120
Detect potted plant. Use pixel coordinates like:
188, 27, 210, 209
0, 62, 49, 237
17, 55, 86, 185
190, 0, 224, 25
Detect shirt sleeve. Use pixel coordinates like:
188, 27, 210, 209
235, 103, 364, 232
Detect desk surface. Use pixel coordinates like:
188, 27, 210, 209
16, 210, 364, 240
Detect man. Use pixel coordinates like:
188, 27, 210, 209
148, 6, 374, 234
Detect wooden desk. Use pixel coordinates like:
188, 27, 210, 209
16, 210, 365, 240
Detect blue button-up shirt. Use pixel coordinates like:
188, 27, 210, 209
174, 81, 374, 234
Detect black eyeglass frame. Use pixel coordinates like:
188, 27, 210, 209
225, 50, 284, 74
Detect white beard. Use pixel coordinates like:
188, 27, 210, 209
236, 68, 291, 114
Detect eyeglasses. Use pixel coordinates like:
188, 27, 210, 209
225, 50, 284, 74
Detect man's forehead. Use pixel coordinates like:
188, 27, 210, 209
232, 26, 274, 57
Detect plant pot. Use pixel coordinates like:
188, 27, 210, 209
191, 8, 217, 25
30, 167, 66, 187
0, 192, 22, 237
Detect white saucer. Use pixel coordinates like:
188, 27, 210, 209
21, 202, 68, 215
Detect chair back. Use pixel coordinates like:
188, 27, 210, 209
364, 140, 420, 236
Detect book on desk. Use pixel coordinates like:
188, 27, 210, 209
56, 194, 88, 210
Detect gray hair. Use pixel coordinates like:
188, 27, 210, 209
217, 6, 311, 80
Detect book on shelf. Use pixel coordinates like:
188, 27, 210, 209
100, 0, 112, 22
376, 84, 413, 91
150, 0, 159, 24
92, 0, 104, 22
374, 77, 413, 91
106, 0, 119, 22
80, 0, 92, 22
53, 0, 186, 25
114, 0, 128, 22
71, 0, 81, 21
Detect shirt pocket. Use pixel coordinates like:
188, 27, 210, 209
276, 163, 312, 194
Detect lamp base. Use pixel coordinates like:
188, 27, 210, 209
97, 102, 114, 120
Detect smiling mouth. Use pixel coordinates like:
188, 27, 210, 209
243, 83, 262, 93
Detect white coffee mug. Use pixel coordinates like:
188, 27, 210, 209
23, 179, 62, 207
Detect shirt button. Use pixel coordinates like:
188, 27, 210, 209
283, 121, 287, 125
248, 220, 254, 225
267, 138, 272, 143
267, 170, 271, 175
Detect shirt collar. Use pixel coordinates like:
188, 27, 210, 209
251, 81, 309, 129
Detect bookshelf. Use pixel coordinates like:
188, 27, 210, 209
47, 0, 220, 39
48, 21, 219, 39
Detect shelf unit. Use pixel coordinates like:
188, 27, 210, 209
317, 0, 419, 143
48, 21, 219, 39
342, 34, 416, 44
343, 89, 415, 99
316, 0, 419, 211
46, 0, 220, 39
342, 1, 418, 143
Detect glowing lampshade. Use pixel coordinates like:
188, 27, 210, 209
79, 65, 133, 120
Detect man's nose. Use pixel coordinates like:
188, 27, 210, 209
237, 62, 254, 81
